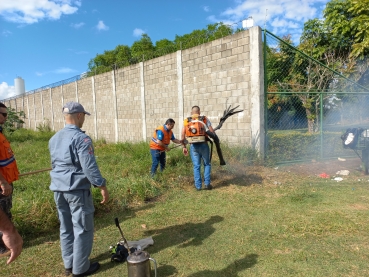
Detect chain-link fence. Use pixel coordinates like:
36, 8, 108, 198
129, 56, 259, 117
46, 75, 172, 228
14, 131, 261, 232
264, 29, 369, 164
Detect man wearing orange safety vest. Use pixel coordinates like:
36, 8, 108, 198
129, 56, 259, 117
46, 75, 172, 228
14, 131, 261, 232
0, 103, 20, 258
181, 106, 215, 191
149, 118, 183, 176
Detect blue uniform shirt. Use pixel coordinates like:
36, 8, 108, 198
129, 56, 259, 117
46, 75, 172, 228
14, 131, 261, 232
49, 124, 106, 192
156, 125, 175, 145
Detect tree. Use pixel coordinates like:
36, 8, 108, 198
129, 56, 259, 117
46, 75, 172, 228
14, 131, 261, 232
174, 23, 233, 50
86, 22, 235, 75
115, 45, 132, 67
131, 34, 155, 61
88, 44, 132, 75
4, 108, 25, 133
324, 0, 369, 59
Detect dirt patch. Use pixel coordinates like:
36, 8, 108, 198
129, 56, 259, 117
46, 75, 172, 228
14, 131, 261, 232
279, 157, 364, 177
209, 157, 367, 189
178, 157, 367, 191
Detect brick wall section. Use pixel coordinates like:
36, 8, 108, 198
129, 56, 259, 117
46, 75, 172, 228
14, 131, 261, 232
3, 27, 264, 153
77, 78, 95, 138
144, 52, 180, 140
94, 71, 114, 142
51, 87, 64, 131
116, 65, 142, 142
41, 90, 52, 128
181, 30, 251, 144
62, 82, 77, 104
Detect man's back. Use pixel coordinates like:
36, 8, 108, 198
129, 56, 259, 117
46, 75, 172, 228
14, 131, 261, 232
49, 124, 94, 192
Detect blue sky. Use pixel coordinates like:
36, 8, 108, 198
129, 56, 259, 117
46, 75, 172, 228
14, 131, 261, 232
0, 0, 329, 100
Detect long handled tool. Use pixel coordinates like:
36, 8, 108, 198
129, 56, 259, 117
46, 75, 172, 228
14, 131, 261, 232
19, 168, 52, 177
158, 139, 188, 154
114, 217, 131, 255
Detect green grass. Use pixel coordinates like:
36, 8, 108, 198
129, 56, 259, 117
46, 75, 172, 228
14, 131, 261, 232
3, 129, 369, 276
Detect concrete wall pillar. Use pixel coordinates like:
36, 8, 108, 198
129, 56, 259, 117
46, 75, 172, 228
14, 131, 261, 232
112, 69, 119, 143
91, 76, 98, 140
49, 88, 55, 131
177, 50, 184, 136
140, 62, 147, 141
249, 26, 265, 156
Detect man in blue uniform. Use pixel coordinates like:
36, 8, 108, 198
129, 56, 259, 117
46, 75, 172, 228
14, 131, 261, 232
49, 102, 109, 277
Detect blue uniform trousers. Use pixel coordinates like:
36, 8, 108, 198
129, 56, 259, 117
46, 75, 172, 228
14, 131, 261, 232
150, 149, 166, 176
190, 143, 211, 189
54, 189, 95, 274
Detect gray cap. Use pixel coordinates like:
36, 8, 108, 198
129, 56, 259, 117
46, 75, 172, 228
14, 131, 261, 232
62, 101, 91, 115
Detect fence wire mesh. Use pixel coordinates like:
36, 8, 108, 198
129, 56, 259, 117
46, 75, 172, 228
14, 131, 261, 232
264, 29, 369, 165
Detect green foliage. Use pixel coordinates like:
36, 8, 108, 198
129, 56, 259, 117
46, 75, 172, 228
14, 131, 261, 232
324, 0, 369, 59
87, 22, 234, 75
3, 108, 25, 134
267, 130, 347, 162
131, 33, 155, 61
88, 44, 132, 75
36, 119, 52, 132
7, 128, 54, 143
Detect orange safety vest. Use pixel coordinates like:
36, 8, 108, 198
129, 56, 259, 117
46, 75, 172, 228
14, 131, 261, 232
0, 132, 19, 183
183, 115, 208, 143
149, 125, 173, 151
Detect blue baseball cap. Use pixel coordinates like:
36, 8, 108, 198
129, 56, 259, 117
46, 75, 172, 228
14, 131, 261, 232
62, 102, 91, 115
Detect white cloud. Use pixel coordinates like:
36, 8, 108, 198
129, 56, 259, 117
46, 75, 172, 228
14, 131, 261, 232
133, 28, 145, 37
68, 48, 88, 55
0, 82, 16, 100
96, 20, 109, 31
203, 6, 210, 12
0, 0, 80, 24
35, 67, 77, 76
2, 30, 12, 36
208, 0, 330, 42
70, 22, 84, 29
54, 67, 76, 74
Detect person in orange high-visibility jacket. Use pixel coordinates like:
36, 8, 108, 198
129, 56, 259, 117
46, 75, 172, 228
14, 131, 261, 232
0, 102, 19, 258
149, 118, 184, 176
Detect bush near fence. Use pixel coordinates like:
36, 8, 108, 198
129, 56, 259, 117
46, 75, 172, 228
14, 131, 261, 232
267, 131, 349, 162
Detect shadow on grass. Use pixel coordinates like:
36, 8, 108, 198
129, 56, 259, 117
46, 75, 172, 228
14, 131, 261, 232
90, 215, 225, 276
188, 254, 258, 277
22, 203, 157, 250
143, 215, 224, 253
214, 173, 263, 188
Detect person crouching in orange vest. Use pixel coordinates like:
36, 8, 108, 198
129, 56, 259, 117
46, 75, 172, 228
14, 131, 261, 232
149, 118, 183, 177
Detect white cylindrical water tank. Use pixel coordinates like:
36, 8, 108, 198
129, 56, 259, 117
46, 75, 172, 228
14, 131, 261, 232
14, 77, 25, 95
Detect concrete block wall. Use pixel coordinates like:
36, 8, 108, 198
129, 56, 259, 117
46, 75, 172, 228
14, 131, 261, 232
3, 26, 264, 154
41, 90, 52, 129
77, 77, 95, 138
51, 86, 64, 131
116, 64, 143, 142
144, 52, 180, 140
94, 72, 115, 142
